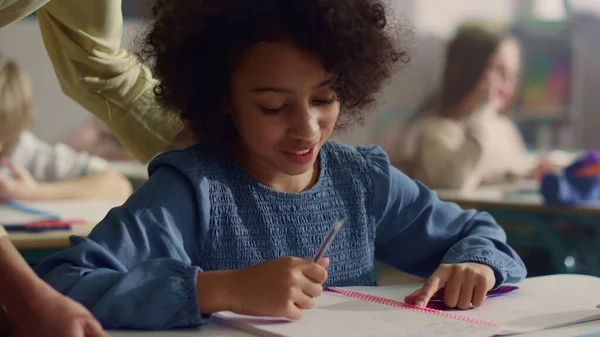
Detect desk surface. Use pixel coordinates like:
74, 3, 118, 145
2, 199, 119, 249
437, 180, 600, 215
108, 274, 600, 337
109, 161, 148, 180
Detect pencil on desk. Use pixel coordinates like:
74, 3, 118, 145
3, 200, 61, 219
4, 225, 72, 232
2, 219, 86, 232
4, 219, 87, 227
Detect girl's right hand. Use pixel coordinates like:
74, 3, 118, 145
531, 158, 556, 180
228, 257, 330, 320
477, 70, 504, 112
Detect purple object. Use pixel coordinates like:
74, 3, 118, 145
565, 150, 600, 174
541, 149, 600, 206
426, 285, 519, 310
485, 285, 519, 298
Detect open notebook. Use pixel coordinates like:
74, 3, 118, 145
215, 291, 501, 337
215, 276, 600, 337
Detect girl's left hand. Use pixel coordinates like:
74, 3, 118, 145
531, 158, 556, 180
404, 263, 496, 310
0, 157, 39, 200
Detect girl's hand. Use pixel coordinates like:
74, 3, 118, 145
404, 263, 496, 310
228, 257, 329, 319
0, 157, 39, 200
476, 69, 504, 113
11, 292, 108, 337
531, 158, 555, 180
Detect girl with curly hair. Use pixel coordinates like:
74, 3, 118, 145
35, 0, 526, 330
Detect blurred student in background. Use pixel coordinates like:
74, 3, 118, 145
400, 23, 554, 190
60, 118, 135, 161
0, 54, 132, 202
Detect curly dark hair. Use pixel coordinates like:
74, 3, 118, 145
138, 0, 409, 142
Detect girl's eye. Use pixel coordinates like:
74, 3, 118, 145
313, 97, 336, 106
260, 105, 286, 114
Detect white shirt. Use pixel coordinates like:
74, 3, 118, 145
8, 130, 109, 182
404, 106, 538, 191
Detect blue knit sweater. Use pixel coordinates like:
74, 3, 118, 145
35, 141, 526, 330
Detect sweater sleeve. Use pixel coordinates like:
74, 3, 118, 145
416, 106, 498, 190
0, 0, 47, 27
35, 0, 183, 163
34, 163, 211, 330
360, 145, 527, 288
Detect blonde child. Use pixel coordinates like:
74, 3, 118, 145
35, 0, 526, 330
0, 55, 132, 202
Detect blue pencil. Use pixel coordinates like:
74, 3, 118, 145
3, 200, 61, 219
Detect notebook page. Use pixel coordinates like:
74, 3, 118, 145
348, 275, 600, 335
501, 310, 600, 334
458, 291, 600, 334
214, 293, 502, 337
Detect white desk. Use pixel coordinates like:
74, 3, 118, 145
109, 274, 600, 337
432, 149, 580, 208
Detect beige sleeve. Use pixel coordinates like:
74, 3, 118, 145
415, 117, 489, 191
35, 0, 184, 163
0, 225, 6, 238
0, 0, 47, 27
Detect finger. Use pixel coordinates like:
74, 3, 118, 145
0, 176, 10, 196
443, 270, 464, 308
316, 257, 330, 268
416, 270, 449, 307
284, 301, 303, 320
302, 281, 324, 298
5, 161, 29, 180
301, 264, 328, 284
84, 318, 109, 337
404, 288, 422, 303
471, 284, 487, 308
293, 289, 317, 310
67, 319, 86, 337
457, 278, 477, 310
1, 158, 21, 177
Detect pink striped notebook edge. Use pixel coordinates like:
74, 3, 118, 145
326, 287, 500, 328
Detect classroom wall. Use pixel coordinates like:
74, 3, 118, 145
414, 0, 517, 38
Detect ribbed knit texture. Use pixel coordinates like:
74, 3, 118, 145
190, 141, 378, 287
